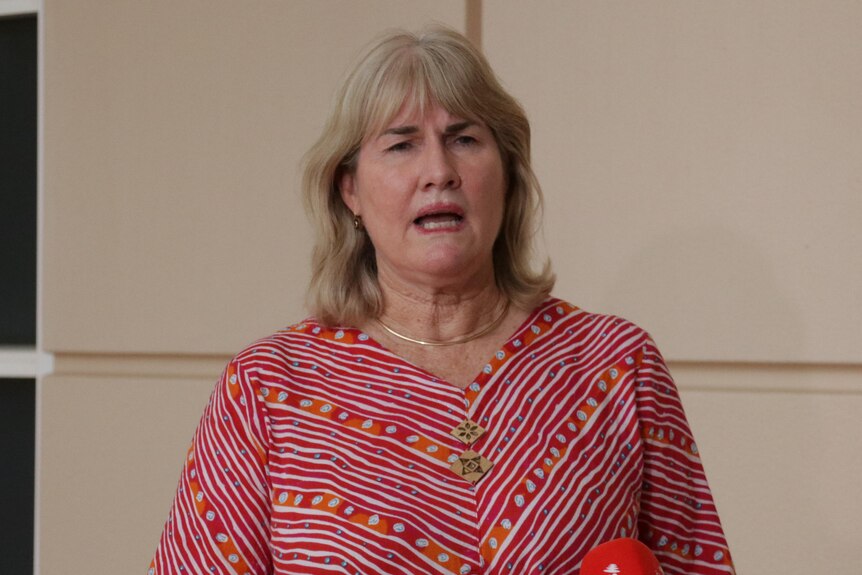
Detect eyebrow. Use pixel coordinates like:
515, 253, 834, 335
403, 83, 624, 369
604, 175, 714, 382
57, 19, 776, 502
380, 121, 476, 137
444, 121, 475, 134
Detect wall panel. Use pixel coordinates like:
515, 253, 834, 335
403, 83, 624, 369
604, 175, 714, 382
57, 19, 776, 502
39, 374, 216, 575
679, 380, 862, 575
43, 0, 467, 356
483, 0, 862, 364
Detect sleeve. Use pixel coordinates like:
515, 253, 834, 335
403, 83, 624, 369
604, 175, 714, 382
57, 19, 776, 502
149, 357, 273, 575
634, 334, 736, 575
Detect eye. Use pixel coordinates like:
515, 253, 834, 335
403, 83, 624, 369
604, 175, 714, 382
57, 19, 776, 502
385, 141, 413, 153
452, 135, 478, 146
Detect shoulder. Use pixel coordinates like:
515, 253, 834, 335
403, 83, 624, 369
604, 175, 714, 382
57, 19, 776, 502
544, 298, 678, 399
226, 317, 372, 379
541, 296, 651, 346
226, 318, 332, 372
535, 297, 668, 378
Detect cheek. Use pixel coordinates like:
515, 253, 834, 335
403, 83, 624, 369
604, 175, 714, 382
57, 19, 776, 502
357, 169, 404, 211
363, 199, 410, 245
487, 170, 508, 225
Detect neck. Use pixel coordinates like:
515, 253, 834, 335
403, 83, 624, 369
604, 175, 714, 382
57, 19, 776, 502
375, 265, 506, 344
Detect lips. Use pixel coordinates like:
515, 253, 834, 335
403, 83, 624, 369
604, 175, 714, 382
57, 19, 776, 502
413, 204, 465, 231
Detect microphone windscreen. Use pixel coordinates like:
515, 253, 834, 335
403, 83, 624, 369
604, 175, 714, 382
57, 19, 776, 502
580, 537, 664, 575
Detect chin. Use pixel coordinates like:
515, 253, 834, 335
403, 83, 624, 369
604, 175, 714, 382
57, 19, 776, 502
420, 252, 490, 284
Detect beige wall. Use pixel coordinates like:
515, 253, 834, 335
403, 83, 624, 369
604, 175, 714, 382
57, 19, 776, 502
43, 0, 468, 355
39, 2, 861, 575
483, 0, 862, 364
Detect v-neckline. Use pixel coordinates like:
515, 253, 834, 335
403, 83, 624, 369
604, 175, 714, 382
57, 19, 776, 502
342, 297, 573, 403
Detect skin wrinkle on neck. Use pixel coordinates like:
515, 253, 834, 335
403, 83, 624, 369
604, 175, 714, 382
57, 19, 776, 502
364, 259, 532, 391
374, 254, 503, 343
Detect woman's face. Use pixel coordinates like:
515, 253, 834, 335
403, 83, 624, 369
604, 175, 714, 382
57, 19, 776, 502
340, 102, 506, 291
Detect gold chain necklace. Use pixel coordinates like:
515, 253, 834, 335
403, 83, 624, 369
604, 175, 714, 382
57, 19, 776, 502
376, 300, 510, 347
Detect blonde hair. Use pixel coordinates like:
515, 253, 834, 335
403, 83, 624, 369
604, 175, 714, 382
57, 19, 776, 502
303, 26, 554, 326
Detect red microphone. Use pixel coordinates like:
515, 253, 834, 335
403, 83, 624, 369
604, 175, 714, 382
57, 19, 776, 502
580, 538, 664, 575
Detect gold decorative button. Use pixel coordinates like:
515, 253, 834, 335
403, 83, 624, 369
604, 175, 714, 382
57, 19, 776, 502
450, 419, 486, 445
450, 450, 493, 484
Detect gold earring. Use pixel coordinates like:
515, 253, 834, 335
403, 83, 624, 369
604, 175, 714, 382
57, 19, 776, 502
353, 215, 362, 230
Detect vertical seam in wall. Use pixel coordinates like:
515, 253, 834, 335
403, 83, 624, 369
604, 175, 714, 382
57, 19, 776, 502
465, 0, 482, 50
35, 1, 45, 574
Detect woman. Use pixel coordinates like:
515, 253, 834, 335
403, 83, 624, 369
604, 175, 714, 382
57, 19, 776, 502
150, 27, 734, 575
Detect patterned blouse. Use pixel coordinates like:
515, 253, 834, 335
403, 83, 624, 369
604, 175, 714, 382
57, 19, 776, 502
150, 298, 735, 575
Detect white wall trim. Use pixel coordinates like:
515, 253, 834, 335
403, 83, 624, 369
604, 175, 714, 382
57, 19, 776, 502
0, 347, 53, 378
35, 1, 45, 574
0, 0, 38, 18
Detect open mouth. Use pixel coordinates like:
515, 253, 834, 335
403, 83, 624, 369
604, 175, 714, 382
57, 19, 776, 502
413, 212, 464, 230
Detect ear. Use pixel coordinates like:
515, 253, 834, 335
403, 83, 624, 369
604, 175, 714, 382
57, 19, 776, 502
339, 171, 360, 215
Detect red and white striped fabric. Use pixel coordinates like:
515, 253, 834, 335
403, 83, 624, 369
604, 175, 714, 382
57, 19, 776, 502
150, 298, 735, 575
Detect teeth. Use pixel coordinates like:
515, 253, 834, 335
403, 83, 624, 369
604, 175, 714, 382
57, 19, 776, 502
420, 219, 460, 230
415, 213, 462, 229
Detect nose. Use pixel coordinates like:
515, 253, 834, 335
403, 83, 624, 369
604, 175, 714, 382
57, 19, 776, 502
421, 141, 461, 191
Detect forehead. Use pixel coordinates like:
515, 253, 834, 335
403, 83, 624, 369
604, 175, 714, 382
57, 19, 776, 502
369, 99, 480, 139
392, 102, 459, 127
